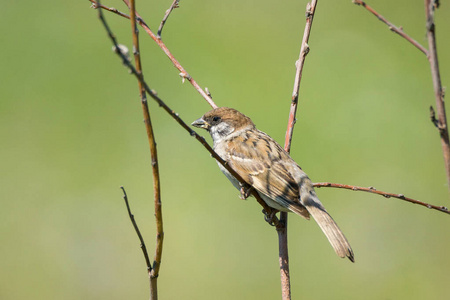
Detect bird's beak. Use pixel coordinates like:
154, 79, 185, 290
191, 118, 210, 130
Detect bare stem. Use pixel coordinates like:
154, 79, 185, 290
277, 212, 290, 300
157, 0, 181, 39
121, 186, 153, 274
280, 1, 319, 299
284, 0, 318, 154
129, 0, 164, 298
352, 0, 428, 55
314, 182, 449, 215
425, 0, 450, 191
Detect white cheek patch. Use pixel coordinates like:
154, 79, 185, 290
211, 123, 234, 142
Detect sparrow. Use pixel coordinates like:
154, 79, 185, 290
192, 107, 354, 262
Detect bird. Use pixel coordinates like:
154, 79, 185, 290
192, 107, 354, 262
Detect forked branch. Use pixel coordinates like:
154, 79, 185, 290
424, 0, 450, 191
353, 0, 450, 191
89, 0, 216, 108
157, 0, 181, 39
121, 186, 153, 272
129, 0, 164, 297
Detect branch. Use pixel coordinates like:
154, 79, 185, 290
92, 0, 279, 227
121, 186, 153, 273
89, 0, 216, 108
157, 0, 180, 39
430, 105, 441, 129
90, 2, 131, 20
132, 0, 217, 108
425, 0, 450, 191
314, 182, 449, 215
284, 0, 318, 154
129, 1, 164, 298
352, 0, 428, 55
280, 1, 319, 299
353, 0, 449, 191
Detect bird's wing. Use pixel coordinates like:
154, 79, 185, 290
224, 130, 309, 217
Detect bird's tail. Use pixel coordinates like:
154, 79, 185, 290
301, 193, 354, 262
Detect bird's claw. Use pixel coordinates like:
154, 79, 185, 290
239, 184, 253, 200
263, 209, 278, 226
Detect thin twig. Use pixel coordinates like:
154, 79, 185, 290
352, 0, 428, 55
277, 212, 290, 300
425, 0, 450, 191
280, 1, 319, 299
314, 182, 449, 214
120, 0, 216, 108
430, 106, 440, 128
121, 186, 153, 272
93, 2, 279, 227
284, 0, 318, 154
89, 0, 216, 109
89, 0, 149, 24
353, 0, 449, 191
157, 0, 180, 39
205, 87, 212, 99
129, 0, 164, 298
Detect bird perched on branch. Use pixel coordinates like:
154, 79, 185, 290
192, 107, 354, 262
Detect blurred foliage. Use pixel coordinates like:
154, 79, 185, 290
1, 0, 449, 299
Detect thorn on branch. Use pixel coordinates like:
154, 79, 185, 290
430, 106, 446, 132
305, 3, 312, 18
352, 0, 365, 7
430, 106, 439, 128
179, 71, 191, 83
205, 87, 212, 99
132, 45, 139, 56
303, 43, 310, 56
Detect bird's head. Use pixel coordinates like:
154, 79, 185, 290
192, 107, 255, 142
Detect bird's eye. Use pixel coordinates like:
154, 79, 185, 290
212, 116, 221, 122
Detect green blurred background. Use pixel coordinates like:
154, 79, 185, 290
1, 0, 449, 299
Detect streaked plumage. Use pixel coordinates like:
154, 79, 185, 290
192, 107, 354, 262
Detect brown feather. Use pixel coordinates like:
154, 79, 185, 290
194, 107, 354, 261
